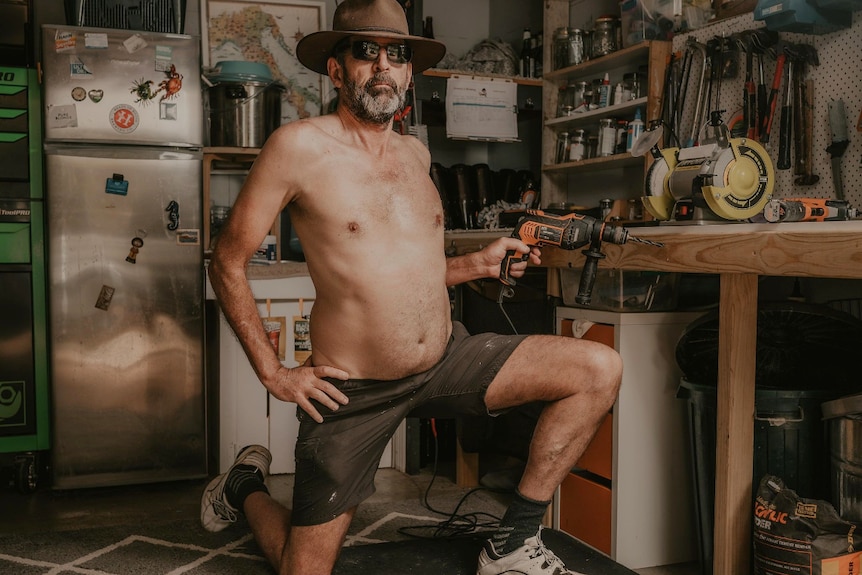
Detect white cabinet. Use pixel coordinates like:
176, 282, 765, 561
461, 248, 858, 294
554, 306, 702, 569
213, 273, 396, 475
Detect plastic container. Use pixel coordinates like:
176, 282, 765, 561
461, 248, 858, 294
822, 393, 862, 523
678, 379, 843, 575
559, 267, 679, 311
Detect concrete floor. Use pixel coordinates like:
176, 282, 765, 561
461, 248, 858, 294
0, 467, 700, 575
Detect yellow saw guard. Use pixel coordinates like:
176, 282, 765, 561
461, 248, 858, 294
702, 138, 774, 220
641, 147, 679, 221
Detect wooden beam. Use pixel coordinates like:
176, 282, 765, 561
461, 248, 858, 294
713, 273, 758, 575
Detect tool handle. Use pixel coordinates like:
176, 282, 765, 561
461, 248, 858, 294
757, 83, 767, 140
761, 55, 785, 143
499, 249, 528, 287
777, 105, 792, 170
746, 81, 757, 139
575, 248, 606, 306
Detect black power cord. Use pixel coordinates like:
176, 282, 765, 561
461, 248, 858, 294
397, 418, 505, 540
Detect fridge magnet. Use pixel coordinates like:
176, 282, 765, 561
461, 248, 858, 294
130, 78, 157, 105
84, 33, 109, 49
176, 229, 200, 245
87, 89, 104, 103
156, 65, 183, 100
154, 45, 173, 72
94, 285, 115, 311
125, 237, 144, 264
105, 173, 128, 195
54, 30, 76, 52
47, 104, 77, 129
69, 56, 94, 80
109, 104, 139, 133
160, 101, 177, 120
123, 34, 148, 54
165, 200, 179, 230
71, 87, 86, 101
202, 0, 328, 123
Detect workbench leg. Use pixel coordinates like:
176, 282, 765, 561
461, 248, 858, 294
713, 273, 758, 575
456, 439, 479, 488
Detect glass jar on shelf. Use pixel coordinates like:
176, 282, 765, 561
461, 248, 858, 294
591, 16, 620, 58
555, 131, 572, 163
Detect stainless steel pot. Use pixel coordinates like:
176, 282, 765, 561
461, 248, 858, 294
823, 393, 862, 522
207, 81, 284, 148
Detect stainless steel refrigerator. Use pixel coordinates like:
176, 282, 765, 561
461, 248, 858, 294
41, 24, 206, 489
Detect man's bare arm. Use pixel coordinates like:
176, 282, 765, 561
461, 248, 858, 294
445, 237, 541, 287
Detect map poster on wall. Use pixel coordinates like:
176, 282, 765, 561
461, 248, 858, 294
202, 0, 328, 124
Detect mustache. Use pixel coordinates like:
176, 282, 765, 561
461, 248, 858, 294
364, 74, 398, 91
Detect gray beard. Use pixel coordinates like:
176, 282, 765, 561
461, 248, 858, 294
342, 74, 407, 124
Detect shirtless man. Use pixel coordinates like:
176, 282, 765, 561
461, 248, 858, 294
200, 1, 622, 574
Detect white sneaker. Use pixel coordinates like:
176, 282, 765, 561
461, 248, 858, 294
200, 444, 272, 532
476, 528, 585, 575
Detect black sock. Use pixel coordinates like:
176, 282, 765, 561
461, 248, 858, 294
225, 464, 269, 510
492, 489, 551, 555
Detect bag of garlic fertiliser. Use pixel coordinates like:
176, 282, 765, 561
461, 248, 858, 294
754, 474, 861, 575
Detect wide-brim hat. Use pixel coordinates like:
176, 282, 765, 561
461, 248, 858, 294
296, 0, 446, 75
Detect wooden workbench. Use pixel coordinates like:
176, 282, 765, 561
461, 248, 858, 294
446, 220, 862, 575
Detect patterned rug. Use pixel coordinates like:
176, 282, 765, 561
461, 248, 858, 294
0, 484, 507, 574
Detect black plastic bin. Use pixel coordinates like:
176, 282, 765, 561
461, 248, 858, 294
677, 379, 841, 575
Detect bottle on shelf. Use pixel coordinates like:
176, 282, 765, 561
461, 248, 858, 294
533, 32, 543, 77
423, 16, 434, 39
519, 28, 533, 77
598, 73, 611, 108
626, 108, 644, 152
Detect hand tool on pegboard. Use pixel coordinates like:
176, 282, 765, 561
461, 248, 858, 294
792, 44, 819, 185
760, 43, 785, 144
826, 99, 851, 200
777, 43, 801, 170
683, 38, 709, 147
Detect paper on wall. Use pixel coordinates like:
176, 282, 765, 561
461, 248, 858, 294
445, 75, 519, 142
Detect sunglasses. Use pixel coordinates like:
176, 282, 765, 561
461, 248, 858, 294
350, 40, 413, 65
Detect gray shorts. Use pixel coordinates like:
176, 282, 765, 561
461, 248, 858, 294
291, 321, 526, 526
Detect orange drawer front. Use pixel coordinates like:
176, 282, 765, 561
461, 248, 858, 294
560, 319, 615, 348
576, 412, 612, 480
559, 472, 612, 555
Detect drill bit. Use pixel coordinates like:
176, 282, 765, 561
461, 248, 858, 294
629, 236, 664, 248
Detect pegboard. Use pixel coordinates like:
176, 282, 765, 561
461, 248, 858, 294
670, 11, 862, 210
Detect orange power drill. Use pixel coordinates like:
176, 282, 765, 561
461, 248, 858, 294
499, 209, 663, 305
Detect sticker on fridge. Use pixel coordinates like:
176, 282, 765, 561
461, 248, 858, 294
54, 30, 76, 52
46, 104, 78, 129
69, 56, 94, 80
109, 104, 139, 133
84, 33, 108, 49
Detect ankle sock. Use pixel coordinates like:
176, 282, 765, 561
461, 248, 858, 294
492, 489, 552, 555
225, 464, 269, 510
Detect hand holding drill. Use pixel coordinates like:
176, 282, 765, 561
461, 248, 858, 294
499, 210, 663, 305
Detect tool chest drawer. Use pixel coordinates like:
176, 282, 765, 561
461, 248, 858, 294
0, 223, 31, 263
0, 108, 27, 132
0, 133, 29, 181
0, 85, 27, 109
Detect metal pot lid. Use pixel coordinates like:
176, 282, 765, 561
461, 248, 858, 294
822, 393, 862, 420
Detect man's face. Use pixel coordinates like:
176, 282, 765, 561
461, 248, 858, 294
335, 36, 412, 124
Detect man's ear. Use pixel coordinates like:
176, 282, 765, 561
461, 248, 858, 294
327, 57, 343, 88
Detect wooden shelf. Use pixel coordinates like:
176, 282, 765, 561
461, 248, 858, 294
203, 147, 278, 257
543, 152, 642, 174
545, 97, 648, 131
423, 67, 543, 87
543, 41, 656, 84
